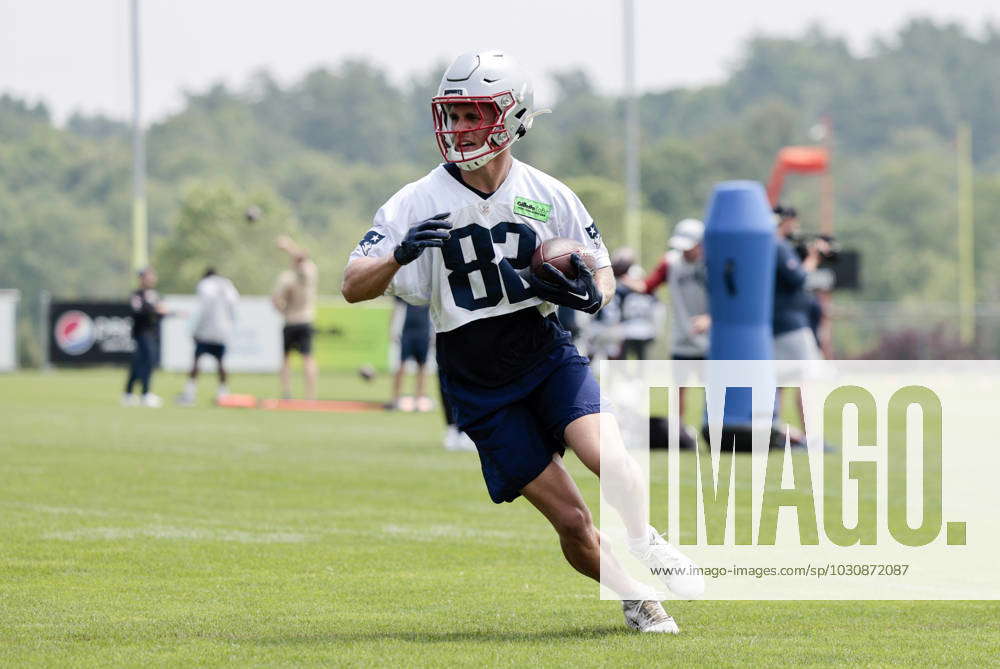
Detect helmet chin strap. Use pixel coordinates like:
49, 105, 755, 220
456, 137, 526, 171
454, 146, 506, 171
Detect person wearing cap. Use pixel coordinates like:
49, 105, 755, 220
772, 205, 832, 447
772, 205, 828, 361
642, 220, 709, 441
643, 218, 710, 361
272, 235, 319, 400
122, 266, 168, 407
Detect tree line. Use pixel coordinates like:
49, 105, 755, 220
3, 18, 1000, 363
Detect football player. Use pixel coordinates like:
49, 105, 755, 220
342, 50, 702, 633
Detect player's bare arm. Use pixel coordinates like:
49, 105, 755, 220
595, 265, 615, 308
276, 234, 308, 259
342, 213, 452, 303
341, 254, 403, 303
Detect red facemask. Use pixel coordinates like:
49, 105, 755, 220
431, 93, 517, 168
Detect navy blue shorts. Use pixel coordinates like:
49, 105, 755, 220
399, 334, 429, 365
194, 340, 226, 360
440, 341, 601, 504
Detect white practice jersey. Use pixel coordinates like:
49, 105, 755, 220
349, 160, 610, 333
192, 274, 239, 344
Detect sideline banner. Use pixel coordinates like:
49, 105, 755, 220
48, 301, 135, 365
48, 296, 395, 373
0, 290, 18, 371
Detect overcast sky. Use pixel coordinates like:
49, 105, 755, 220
1, 0, 998, 124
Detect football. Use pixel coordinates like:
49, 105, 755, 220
531, 237, 598, 281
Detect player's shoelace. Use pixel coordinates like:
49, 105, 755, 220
638, 530, 686, 568
624, 600, 674, 629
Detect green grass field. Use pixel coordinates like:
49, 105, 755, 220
1, 369, 997, 667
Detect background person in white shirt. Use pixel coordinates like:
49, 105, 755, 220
178, 268, 239, 405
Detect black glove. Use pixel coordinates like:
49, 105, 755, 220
393, 213, 452, 265
527, 254, 603, 314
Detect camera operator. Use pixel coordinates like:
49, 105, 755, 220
773, 205, 827, 360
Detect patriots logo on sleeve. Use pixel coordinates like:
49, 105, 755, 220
358, 229, 386, 256
585, 222, 602, 246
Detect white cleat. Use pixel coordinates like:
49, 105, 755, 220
121, 393, 139, 407
629, 526, 705, 599
443, 426, 477, 452
453, 430, 476, 452
622, 600, 680, 634
141, 393, 163, 408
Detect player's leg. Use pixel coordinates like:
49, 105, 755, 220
530, 348, 704, 599
414, 363, 433, 411
520, 456, 599, 579
178, 349, 201, 406
414, 363, 426, 398
299, 325, 318, 401
389, 360, 405, 409
411, 336, 431, 411
565, 412, 704, 599
446, 359, 679, 631
564, 412, 648, 538
139, 334, 162, 407
524, 351, 648, 539
123, 337, 141, 404
280, 326, 293, 398
136, 334, 152, 395
189, 348, 200, 381
279, 352, 292, 399
773, 328, 820, 445
391, 335, 411, 410
216, 347, 229, 397
521, 455, 678, 632
303, 354, 318, 401
521, 454, 651, 596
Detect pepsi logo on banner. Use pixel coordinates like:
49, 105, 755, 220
54, 310, 96, 356
48, 302, 137, 365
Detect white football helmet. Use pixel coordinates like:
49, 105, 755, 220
432, 50, 547, 171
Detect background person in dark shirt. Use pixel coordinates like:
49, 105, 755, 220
773, 205, 828, 360
772, 205, 829, 445
122, 267, 168, 407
